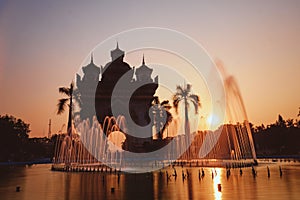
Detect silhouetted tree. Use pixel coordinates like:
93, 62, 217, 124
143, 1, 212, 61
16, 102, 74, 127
296, 120, 300, 128
150, 96, 172, 139
253, 112, 300, 156
276, 114, 286, 128
0, 115, 30, 161
286, 119, 294, 128
254, 124, 265, 133
57, 82, 74, 135
173, 84, 200, 147
0, 115, 57, 162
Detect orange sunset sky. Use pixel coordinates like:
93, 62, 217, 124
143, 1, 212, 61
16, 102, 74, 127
0, 1, 299, 137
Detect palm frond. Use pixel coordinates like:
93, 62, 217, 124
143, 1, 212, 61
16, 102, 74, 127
173, 95, 181, 113
160, 100, 171, 110
59, 87, 70, 96
57, 98, 69, 115
175, 93, 183, 99
167, 103, 172, 108
166, 110, 173, 123
164, 105, 172, 110
189, 94, 200, 106
190, 99, 199, 113
160, 110, 173, 135
160, 100, 169, 106
186, 84, 191, 92
153, 96, 160, 104
59, 82, 74, 96
176, 85, 184, 94
188, 94, 200, 113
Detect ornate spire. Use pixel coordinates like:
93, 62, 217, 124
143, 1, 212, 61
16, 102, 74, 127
111, 42, 125, 61
91, 52, 94, 64
142, 54, 145, 65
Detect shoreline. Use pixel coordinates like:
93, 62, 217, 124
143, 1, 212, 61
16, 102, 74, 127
1, 156, 299, 167
0, 158, 52, 166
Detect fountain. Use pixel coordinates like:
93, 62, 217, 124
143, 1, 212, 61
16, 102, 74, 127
52, 90, 257, 172
52, 45, 257, 173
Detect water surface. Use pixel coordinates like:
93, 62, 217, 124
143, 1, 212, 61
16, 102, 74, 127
0, 161, 299, 200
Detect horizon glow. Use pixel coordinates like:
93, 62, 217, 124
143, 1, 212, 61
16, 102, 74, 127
0, 1, 299, 137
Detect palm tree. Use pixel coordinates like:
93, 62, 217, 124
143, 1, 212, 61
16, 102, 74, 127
173, 83, 200, 150
150, 96, 173, 139
57, 82, 74, 136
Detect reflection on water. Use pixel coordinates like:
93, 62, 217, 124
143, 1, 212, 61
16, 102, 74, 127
1, 162, 300, 200
213, 168, 222, 200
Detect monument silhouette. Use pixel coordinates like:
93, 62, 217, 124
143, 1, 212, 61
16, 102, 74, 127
52, 44, 258, 171
76, 54, 100, 122
92, 43, 170, 152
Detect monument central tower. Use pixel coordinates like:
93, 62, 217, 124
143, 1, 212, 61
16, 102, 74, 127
95, 44, 158, 152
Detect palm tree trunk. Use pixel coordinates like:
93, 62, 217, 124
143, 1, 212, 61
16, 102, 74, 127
67, 90, 73, 136
184, 98, 190, 159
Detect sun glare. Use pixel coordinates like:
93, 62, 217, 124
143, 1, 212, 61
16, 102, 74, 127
213, 168, 222, 200
207, 114, 221, 130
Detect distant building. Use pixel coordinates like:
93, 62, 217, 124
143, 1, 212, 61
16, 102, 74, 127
187, 123, 253, 160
